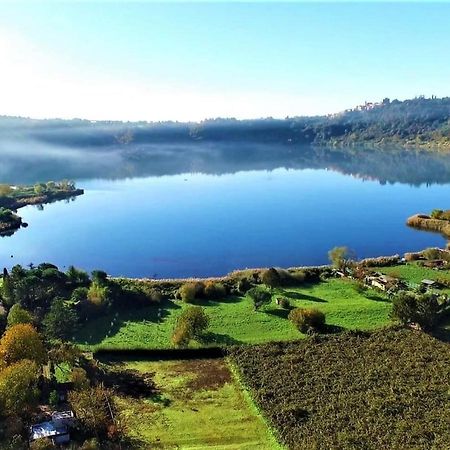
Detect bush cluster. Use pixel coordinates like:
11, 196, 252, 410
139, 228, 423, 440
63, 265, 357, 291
203, 281, 226, 299
288, 307, 325, 333
391, 291, 448, 330
247, 287, 272, 310
172, 306, 209, 347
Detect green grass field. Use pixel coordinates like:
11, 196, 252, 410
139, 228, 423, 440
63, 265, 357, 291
113, 358, 279, 449
74, 279, 392, 350
379, 262, 450, 289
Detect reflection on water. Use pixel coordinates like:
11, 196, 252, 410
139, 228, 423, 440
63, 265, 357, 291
2, 140, 450, 186
0, 142, 449, 277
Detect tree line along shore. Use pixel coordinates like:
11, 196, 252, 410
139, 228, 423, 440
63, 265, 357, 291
0, 181, 84, 236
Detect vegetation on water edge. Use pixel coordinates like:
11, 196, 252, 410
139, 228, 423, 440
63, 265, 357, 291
0, 208, 22, 235
406, 212, 450, 238
230, 328, 450, 450
0, 181, 83, 236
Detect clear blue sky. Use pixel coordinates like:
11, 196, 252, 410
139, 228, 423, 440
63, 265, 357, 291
0, 2, 449, 121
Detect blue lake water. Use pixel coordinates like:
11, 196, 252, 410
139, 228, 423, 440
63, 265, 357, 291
1, 149, 449, 278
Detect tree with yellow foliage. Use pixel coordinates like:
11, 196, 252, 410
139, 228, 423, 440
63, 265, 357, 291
0, 359, 40, 415
0, 324, 47, 366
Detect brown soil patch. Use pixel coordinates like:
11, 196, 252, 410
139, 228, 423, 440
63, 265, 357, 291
171, 359, 232, 392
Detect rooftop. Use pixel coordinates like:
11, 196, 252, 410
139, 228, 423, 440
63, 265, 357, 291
30, 421, 68, 441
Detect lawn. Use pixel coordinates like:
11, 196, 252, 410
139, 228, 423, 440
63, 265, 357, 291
379, 262, 450, 292
112, 358, 279, 449
231, 328, 450, 449
74, 279, 392, 350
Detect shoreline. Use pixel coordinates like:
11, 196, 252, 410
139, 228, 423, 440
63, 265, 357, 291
406, 213, 450, 239
0, 186, 84, 235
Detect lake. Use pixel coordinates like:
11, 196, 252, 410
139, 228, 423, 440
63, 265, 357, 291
0, 143, 449, 278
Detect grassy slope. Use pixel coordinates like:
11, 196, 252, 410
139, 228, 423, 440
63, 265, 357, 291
379, 262, 450, 288
114, 358, 278, 449
74, 279, 391, 350
231, 328, 450, 450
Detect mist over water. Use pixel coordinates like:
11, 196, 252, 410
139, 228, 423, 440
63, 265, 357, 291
0, 136, 449, 277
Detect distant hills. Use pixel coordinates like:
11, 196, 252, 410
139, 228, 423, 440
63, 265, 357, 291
0, 96, 449, 149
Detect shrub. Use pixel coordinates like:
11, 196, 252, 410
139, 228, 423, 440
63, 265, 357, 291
204, 281, 226, 299
423, 247, 444, 260
148, 288, 163, 303
328, 246, 355, 270
289, 270, 306, 284
237, 277, 252, 294
30, 438, 55, 450
6, 304, 33, 328
48, 390, 59, 407
87, 282, 110, 307
431, 209, 444, 219
288, 308, 326, 333
71, 287, 89, 303
171, 306, 209, 347
43, 299, 79, 340
391, 291, 445, 330
247, 287, 272, 310
71, 367, 90, 391
66, 266, 90, 286
80, 439, 101, 450
171, 321, 192, 347
262, 268, 281, 289
404, 252, 422, 261
68, 386, 113, 435
179, 282, 204, 303
91, 270, 108, 285
277, 297, 291, 309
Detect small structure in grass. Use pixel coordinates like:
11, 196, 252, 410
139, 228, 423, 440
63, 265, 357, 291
422, 260, 447, 269
365, 274, 402, 292
30, 410, 75, 445
421, 279, 440, 289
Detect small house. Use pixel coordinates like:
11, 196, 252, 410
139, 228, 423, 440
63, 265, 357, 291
421, 279, 439, 289
30, 421, 70, 445
51, 410, 76, 427
365, 274, 399, 292
30, 410, 75, 445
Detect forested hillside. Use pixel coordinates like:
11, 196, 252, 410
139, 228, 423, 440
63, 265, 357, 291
1, 96, 449, 149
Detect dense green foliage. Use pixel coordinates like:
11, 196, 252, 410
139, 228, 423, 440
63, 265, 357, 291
6, 304, 33, 328
231, 329, 450, 449
246, 287, 273, 311
43, 298, 79, 339
391, 291, 449, 330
